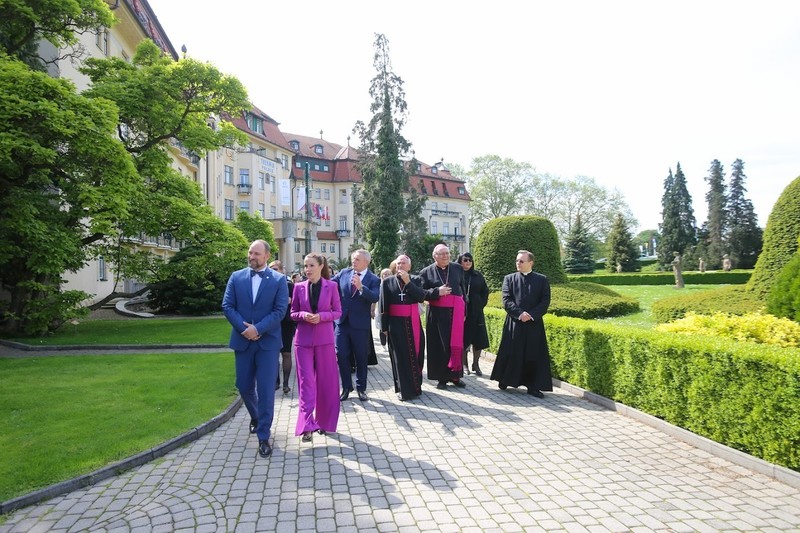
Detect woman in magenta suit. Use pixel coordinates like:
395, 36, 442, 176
290, 253, 342, 442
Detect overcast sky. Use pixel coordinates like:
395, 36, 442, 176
147, 0, 800, 233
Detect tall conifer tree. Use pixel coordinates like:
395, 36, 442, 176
563, 214, 594, 273
703, 159, 726, 269
606, 213, 638, 272
353, 34, 414, 269
726, 159, 763, 268
659, 163, 696, 265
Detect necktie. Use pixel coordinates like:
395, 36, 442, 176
251, 269, 265, 278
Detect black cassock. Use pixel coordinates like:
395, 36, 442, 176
419, 262, 465, 382
463, 268, 490, 351
378, 275, 426, 400
490, 271, 553, 391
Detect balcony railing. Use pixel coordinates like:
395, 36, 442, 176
237, 183, 252, 195
430, 209, 461, 217
336, 229, 351, 238
442, 233, 465, 242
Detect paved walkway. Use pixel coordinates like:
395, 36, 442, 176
2, 335, 800, 532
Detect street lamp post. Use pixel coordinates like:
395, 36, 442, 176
304, 162, 312, 256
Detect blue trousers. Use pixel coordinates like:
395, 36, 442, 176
336, 325, 371, 392
235, 343, 279, 441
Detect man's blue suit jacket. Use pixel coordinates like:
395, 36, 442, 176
332, 267, 380, 331
222, 267, 288, 352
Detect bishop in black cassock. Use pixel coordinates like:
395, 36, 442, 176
491, 250, 553, 398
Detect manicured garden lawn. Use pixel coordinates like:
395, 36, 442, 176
0, 352, 236, 502
4, 317, 231, 346
597, 284, 728, 328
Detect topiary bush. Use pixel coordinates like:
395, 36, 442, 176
486, 282, 639, 319
767, 246, 800, 322
473, 215, 567, 291
651, 285, 765, 323
747, 176, 800, 298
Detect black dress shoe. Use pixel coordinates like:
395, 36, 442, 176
339, 389, 352, 401
301, 432, 313, 442
436, 381, 447, 390
528, 389, 544, 398
452, 379, 466, 388
472, 364, 483, 376
258, 440, 272, 457
358, 390, 368, 401
316, 429, 326, 435
498, 383, 508, 390
249, 419, 257, 434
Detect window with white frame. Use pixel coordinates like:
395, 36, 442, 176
314, 189, 321, 199
443, 222, 450, 235
330, 244, 336, 254
224, 165, 233, 184
321, 243, 327, 253
224, 199, 234, 220
324, 189, 330, 200
295, 241, 300, 253
239, 168, 250, 185
270, 175, 276, 193
98, 256, 107, 281
339, 189, 347, 204
431, 221, 438, 234
259, 203, 266, 218
239, 201, 250, 212
339, 216, 347, 230
270, 206, 276, 218
258, 172, 266, 190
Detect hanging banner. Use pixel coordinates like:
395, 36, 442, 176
280, 179, 290, 206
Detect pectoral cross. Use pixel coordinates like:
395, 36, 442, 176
399, 292, 406, 302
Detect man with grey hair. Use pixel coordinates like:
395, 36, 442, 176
420, 244, 467, 390
332, 249, 380, 401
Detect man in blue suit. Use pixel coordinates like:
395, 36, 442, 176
332, 249, 380, 401
222, 239, 288, 458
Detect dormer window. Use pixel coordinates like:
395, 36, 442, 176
431, 166, 438, 174
458, 186, 466, 195
416, 163, 422, 172
245, 112, 263, 135
290, 141, 300, 151
314, 145, 323, 154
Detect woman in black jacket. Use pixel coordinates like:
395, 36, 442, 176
457, 252, 490, 376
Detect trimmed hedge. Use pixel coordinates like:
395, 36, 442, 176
484, 310, 800, 470
651, 285, 765, 323
568, 271, 751, 285
486, 282, 639, 319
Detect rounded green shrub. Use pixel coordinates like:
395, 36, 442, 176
767, 246, 800, 322
747, 176, 800, 298
474, 215, 567, 290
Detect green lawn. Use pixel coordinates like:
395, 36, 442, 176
596, 284, 729, 328
0, 353, 236, 502
4, 317, 231, 346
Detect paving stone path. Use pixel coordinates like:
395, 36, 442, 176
2, 334, 800, 532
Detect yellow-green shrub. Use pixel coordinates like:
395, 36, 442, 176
656, 312, 800, 348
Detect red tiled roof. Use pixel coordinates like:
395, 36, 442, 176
225, 107, 292, 151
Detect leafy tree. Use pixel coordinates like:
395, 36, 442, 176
523, 173, 635, 247
148, 219, 248, 314
352, 34, 411, 270
703, 159, 726, 269
633, 229, 660, 257
465, 154, 529, 235
0, 0, 115, 70
563, 215, 594, 274
473, 216, 567, 291
606, 214, 638, 272
0, 34, 250, 334
659, 163, 696, 266
233, 210, 277, 253
0, 56, 137, 335
398, 161, 431, 270
725, 159, 762, 268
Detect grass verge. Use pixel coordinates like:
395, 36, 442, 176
4, 317, 231, 346
595, 284, 728, 328
0, 352, 236, 502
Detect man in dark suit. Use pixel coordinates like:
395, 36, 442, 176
332, 249, 380, 401
222, 240, 288, 458
490, 250, 553, 398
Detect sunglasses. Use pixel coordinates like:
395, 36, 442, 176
461, 258, 472, 263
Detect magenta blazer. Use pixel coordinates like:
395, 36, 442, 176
290, 278, 342, 347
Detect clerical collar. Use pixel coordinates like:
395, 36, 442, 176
520, 271, 531, 276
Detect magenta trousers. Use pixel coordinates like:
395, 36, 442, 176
294, 343, 340, 435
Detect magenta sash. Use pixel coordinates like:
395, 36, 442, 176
428, 295, 465, 372
388, 304, 422, 355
